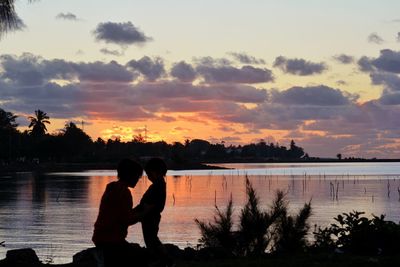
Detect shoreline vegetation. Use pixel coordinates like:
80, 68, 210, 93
2, 108, 399, 175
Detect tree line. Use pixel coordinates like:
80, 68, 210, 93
0, 108, 306, 166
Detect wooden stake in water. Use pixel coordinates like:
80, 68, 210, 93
172, 193, 176, 206
397, 187, 400, 202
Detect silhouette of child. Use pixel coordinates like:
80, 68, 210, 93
92, 158, 144, 267
135, 157, 174, 267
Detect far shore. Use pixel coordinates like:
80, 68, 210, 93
1, 158, 400, 175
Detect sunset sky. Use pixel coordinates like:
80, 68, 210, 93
1, 0, 400, 158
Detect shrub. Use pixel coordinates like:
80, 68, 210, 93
313, 211, 400, 255
195, 196, 236, 254
195, 178, 312, 257
236, 180, 286, 256
273, 200, 312, 254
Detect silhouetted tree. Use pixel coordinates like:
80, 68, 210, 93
0, 108, 19, 160
61, 122, 92, 160
337, 153, 342, 160
28, 110, 50, 137
288, 140, 305, 159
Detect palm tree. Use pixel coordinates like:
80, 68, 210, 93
0, 0, 33, 36
0, 108, 18, 130
28, 109, 50, 137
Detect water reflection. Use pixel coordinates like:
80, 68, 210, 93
0, 163, 400, 264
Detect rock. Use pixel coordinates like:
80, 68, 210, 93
182, 247, 196, 260
5, 248, 40, 266
164, 244, 183, 259
72, 248, 100, 267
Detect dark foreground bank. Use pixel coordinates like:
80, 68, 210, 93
2, 246, 400, 267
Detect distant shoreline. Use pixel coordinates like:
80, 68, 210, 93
0, 161, 226, 174
1, 158, 399, 175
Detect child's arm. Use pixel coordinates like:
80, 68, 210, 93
129, 202, 156, 224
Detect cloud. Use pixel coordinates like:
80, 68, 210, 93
271, 85, 355, 106
93, 22, 151, 46
367, 33, 384, 44
2, 52, 400, 157
333, 54, 354, 64
0, 53, 137, 84
197, 65, 274, 84
357, 56, 374, 72
73, 61, 136, 82
357, 50, 400, 105
273, 56, 327, 76
126, 56, 165, 81
170, 61, 197, 82
397, 32, 400, 42
358, 50, 400, 74
379, 92, 400, 105
100, 48, 124, 56
228, 52, 266, 64
193, 57, 232, 66
336, 80, 348, 86
56, 12, 79, 21
370, 72, 400, 91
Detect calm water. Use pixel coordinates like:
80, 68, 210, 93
1, 162, 400, 263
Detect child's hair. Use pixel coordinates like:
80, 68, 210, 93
145, 158, 168, 176
117, 158, 143, 182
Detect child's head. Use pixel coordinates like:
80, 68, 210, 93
117, 158, 143, 187
144, 158, 167, 183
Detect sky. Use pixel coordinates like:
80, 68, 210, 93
1, 0, 400, 158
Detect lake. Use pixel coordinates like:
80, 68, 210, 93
1, 162, 400, 263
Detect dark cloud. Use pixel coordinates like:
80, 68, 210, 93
93, 22, 151, 46
170, 61, 197, 82
379, 92, 400, 105
100, 48, 124, 56
271, 86, 353, 106
73, 61, 136, 82
370, 72, 400, 91
357, 50, 400, 105
193, 57, 232, 66
228, 52, 266, 64
358, 50, 400, 74
2, 52, 400, 157
127, 56, 165, 81
197, 65, 274, 84
273, 56, 327, 76
370, 49, 400, 73
56, 12, 79, 21
0, 53, 136, 84
357, 56, 374, 72
333, 54, 354, 64
367, 33, 384, 44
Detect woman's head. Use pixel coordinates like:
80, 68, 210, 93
117, 159, 143, 187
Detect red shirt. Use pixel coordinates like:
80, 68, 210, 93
92, 181, 137, 246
